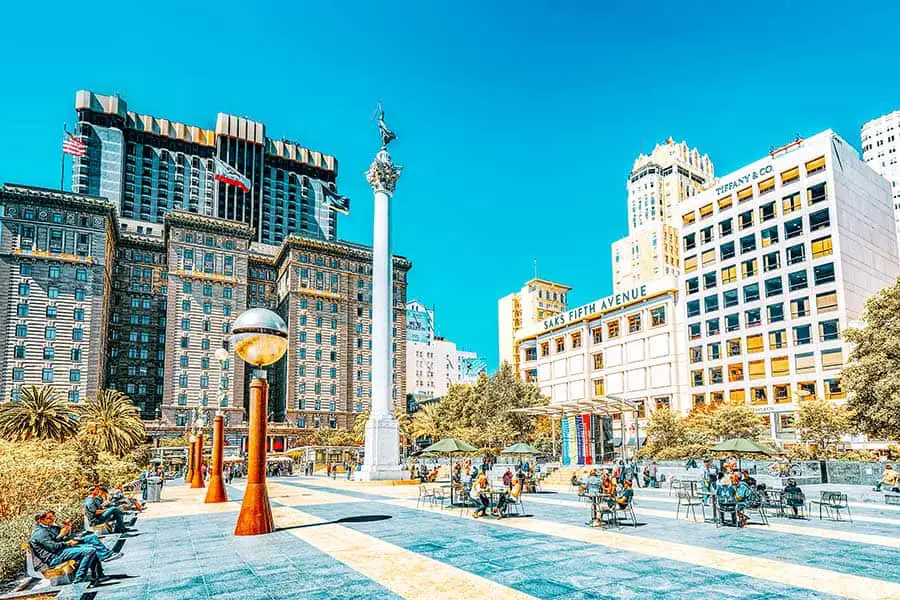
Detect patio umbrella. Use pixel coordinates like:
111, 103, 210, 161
500, 443, 541, 455
710, 438, 779, 471
419, 438, 477, 484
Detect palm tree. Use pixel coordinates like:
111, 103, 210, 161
410, 403, 441, 443
79, 390, 146, 456
352, 409, 370, 444
0, 385, 78, 442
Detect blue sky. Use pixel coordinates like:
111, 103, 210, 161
1, 2, 899, 370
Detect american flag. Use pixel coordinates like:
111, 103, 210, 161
62, 132, 87, 157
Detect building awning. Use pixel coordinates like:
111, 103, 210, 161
508, 396, 641, 418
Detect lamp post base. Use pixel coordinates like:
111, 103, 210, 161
234, 483, 274, 536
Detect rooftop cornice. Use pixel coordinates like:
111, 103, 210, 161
164, 210, 255, 239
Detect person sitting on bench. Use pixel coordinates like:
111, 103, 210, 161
874, 464, 899, 492
110, 484, 143, 512
84, 486, 130, 533
30, 510, 111, 585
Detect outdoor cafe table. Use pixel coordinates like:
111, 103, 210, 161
585, 493, 616, 528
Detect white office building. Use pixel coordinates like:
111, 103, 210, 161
861, 110, 900, 252
678, 130, 899, 441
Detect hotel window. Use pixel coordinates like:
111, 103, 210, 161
593, 378, 605, 396
727, 338, 741, 357
793, 324, 812, 345
786, 243, 805, 265
729, 389, 746, 404
813, 263, 835, 285
807, 181, 827, 205
42, 368, 53, 382
765, 276, 783, 297
701, 249, 716, 266
743, 283, 760, 303
725, 313, 740, 332
781, 166, 799, 185
690, 346, 703, 363
774, 384, 790, 402
761, 226, 779, 248
607, 320, 620, 338
770, 356, 789, 377
717, 195, 733, 210
791, 297, 810, 318
699, 203, 714, 218
745, 308, 762, 327
758, 176, 775, 195
782, 192, 802, 214
14, 345, 25, 359
748, 360, 766, 380
728, 363, 744, 382
592, 328, 602, 344
737, 186, 753, 202
683, 211, 696, 225
723, 289, 739, 308
809, 208, 830, 232
593, 353, 604, 369
689, 323, 701, 339
740, 234, 756, 254
788, 270, 808, 291
738, 210, 754, 230
741, 258, 757, 278
710, 367, 723, 384
719, 218, 734, 237
684, 255, 698, 273
822, 348, 843, 370
650, 306, 666, 326
704, 295, 719, 313
686, 277, 699, 295
628, 313, 642, 333
525, 347, 537, 361
43, 347, 55, 360
816, 291, 838, 313
746, 334, 764, 353
824, 377, 845, 400
721, 266, 737, 284
684, 233, 697, 251
805, 156, 826, 176
12, 368, 24, 381
811, 235, 833, 258
784, 217, 803, 239
700, 226, 714, 245
819, 319, 839, 342
687, 300, 700, 317
571, 332, 582, 348
693, 393, 706, 408
691, 369, 704, 387
751, 386, 768, 404
540, 342, 550, 357
763, 251, 780, 272
706, 318, 720, 336
759, 202, 776, 222
707, 343, 721, 360
769, 329, 787, 349
794, 381, 816, 401
720, 241, 736, 260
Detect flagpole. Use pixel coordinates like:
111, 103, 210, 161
60, 122, 66, 191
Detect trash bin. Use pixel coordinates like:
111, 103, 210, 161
146, 476, 163, 502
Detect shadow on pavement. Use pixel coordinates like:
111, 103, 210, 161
276, 514, 393, 531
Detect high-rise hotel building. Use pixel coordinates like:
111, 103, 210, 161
861, 110, 900, 252
612, 138, 714, 293
678, 130, 899, 440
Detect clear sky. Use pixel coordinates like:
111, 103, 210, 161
1, 2, 899, 370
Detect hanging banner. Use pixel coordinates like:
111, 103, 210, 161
582, 414, 593, 465
574, 414, 585, 465
561, 418, 570, 465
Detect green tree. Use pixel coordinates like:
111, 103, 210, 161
796, 399, 850, 456
709, 403, 766, 440
0, 385, 78, 442
645, 406, 685, 449
78, 390, 146, 456
844, 279, 900, 439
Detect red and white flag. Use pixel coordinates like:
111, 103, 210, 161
62, 132, 87, 157
214, 158, 251, 193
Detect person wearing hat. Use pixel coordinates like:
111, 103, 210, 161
30, 510, 112, 584
874, 464, 899, 492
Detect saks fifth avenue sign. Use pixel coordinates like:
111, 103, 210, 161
714, 164, 774, 196
542, 284, 648, 331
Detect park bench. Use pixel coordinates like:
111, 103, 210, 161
22, 542, 75, 586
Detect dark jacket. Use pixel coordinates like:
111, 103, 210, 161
84, 496, 105, 524
29, 524, 68, 565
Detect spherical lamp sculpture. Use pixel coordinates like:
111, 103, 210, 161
231, 308, 288, 535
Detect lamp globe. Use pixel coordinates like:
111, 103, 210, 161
230, 308, 288, 367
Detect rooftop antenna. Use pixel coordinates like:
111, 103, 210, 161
533, 258, 538, 280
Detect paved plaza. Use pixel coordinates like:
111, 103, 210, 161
57, 477, 900, 600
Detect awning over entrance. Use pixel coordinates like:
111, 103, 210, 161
508, 396, 641, 418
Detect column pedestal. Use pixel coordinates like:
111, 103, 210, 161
235, 376, 274, 535
355, 414, 408, 481
205, 415, 228, 503
191, 433, 205, 489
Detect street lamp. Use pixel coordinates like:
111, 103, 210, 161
205, 347, 230, 503
231, 308, 288, 536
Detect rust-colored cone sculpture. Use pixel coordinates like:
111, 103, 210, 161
185, 438, 194, 483
191, 433, 205, 488
205, 415, 228, 503
234, 377, 274, 535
